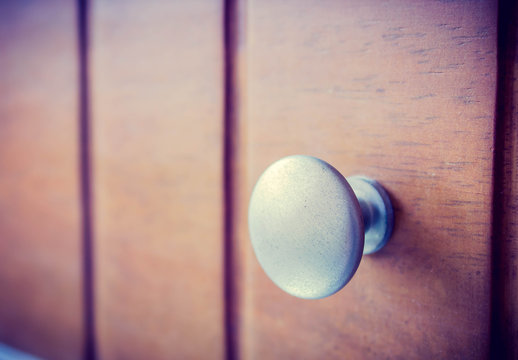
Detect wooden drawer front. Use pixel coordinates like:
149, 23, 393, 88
239, 0, 497, 359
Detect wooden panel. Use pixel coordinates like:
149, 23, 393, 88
0, 1, 84, 359
91, 1, 225, 359
238, 0, 497, 359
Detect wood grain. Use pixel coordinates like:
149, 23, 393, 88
0, 1, 84, 359
91, 1, 226, 359
237, 0, 497, 358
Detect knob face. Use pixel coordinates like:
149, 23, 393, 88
248, 155, 364, 299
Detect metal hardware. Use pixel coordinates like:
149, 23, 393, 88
248, 155, 394, 299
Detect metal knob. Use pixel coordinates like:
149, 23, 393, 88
248, 155, 394, 299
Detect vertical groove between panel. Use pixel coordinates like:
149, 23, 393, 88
224, 0, 239, 359
490, 0, 517, 358
78, 0, 96, 359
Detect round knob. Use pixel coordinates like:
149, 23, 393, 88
248, 155, 394, 299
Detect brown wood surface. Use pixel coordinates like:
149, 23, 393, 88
0, 1, 84, 359
237, 0, 498, 359
91, 1, 226, 359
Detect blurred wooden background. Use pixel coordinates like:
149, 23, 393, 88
0, 0, 516, 359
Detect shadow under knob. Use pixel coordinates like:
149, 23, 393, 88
248, 155, 394, 299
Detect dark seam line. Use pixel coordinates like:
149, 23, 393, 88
78, 0, 96, 359
489, 0, 516, 358
223, 0, 237, 359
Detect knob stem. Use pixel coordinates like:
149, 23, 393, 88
357, 198, 373, 232
347, 176, 394, 255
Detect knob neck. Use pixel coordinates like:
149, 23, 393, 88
357, 198, 373, 233
347, 176, 394, 255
